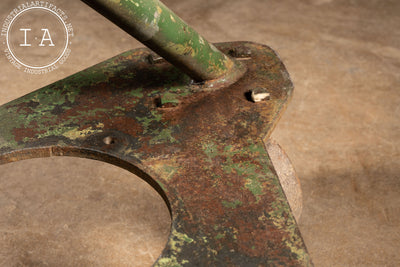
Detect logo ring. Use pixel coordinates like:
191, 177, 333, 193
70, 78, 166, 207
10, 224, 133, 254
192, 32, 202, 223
6, 6, 69, 69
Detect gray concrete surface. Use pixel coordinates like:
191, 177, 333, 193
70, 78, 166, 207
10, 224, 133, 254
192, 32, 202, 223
0, 0, 399, 266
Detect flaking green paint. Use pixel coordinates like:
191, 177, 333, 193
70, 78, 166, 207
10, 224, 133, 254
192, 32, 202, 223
201, 140, 274, 200
215, 233, 225, 240
84, 0, 235, 81
62, 127, 103, 140
202, 141, 219, 162
156, 228, 193, 266
155, 256, 182, 267
222, 199, 243, 209
149, 128, 177, 144
160, 91, 180, 105
125, 88, 143, 98
170, 228, 194, 253
0, 58, 134, 149
160, 165, 178, 181
137, 110, 162, 134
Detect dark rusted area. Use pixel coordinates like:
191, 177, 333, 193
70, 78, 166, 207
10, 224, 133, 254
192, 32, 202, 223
0, 42, 312, 266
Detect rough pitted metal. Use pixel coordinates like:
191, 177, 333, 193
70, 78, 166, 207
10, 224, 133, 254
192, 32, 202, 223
0, 42, 312, 266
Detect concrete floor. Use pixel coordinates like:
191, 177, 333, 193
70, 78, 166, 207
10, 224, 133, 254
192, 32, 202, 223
0, 0, 399, 266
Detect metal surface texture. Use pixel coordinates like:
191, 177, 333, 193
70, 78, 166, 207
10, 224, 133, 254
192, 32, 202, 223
0, 41, 312, 266
82, 0, 237, 81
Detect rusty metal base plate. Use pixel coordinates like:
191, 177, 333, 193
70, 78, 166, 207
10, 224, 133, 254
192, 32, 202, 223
0, 42, 311, 266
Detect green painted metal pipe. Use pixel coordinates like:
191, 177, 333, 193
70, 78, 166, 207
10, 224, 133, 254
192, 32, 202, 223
82, 0, 236, 81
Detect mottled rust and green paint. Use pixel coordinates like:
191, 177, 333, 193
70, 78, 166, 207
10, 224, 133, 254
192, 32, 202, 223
0, 42, 312, 266
82, 0, 237, 81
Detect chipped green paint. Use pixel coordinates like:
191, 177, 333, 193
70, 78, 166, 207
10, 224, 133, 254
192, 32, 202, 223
167, 86, 191, 97
202, 139, 275, 201
177, 232, 194, 244
82, 0, 236, 81
222, 199, 243, 209
125, 88, 143, 98
155, 257, 182, 267
160, 91, 180, 105
202, 141, 219, 162
0, 57, 138, 148
157, 164, 178, 182
156, 86, 193, 107
137, 111, 162, 133
137, 110, 178, 144
62, 126, 103, 140
156, 228, 194, 266
215, 233, 225, 240
65, 64, 111, 88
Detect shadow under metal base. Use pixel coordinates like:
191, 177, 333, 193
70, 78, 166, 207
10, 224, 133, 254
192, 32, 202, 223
0, 42, 312, 266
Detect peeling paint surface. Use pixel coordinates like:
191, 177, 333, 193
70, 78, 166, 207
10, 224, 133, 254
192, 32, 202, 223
82, 0, 238, 81
0, 42, 312, 266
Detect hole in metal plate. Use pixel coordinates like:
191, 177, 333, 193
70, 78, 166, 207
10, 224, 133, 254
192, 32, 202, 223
0, 157, 171, 266
103, 136, 115, 145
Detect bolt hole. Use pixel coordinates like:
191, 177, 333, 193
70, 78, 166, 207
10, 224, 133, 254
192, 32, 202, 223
147, 54, 154, 64
227, 48, 252, 58
154, 97, 179, 108
244, 91, 253, 102
228, 48, 237, 57
189, 79, 205, 86
154, 97, 162, 108
103, 136, 115, 145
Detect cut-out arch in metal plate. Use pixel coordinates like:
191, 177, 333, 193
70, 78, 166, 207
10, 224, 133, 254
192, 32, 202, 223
0, 156, 171, 266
